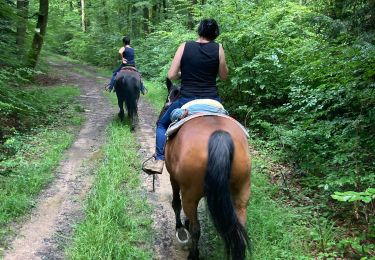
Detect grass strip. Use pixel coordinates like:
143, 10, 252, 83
143, 80, 167, 113
67, 120, 153, 259
245, 157, 312, 259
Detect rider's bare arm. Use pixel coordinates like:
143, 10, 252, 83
218, 44, 228, 80
168, 43, 185, 80
118, 47, 125, 60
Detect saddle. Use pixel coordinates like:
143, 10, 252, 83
166, 99, 249, 138
115, 66, 140, 81
120, 66, 138, 73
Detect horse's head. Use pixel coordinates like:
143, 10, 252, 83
165, 78, 180, 105
157, 78, 181, 123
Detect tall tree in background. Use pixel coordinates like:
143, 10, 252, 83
143, 6, 149, 33
80, 0, 86, 32
28, 0, 48, 67
187, 0, 197, 29
16, 0, 29, 57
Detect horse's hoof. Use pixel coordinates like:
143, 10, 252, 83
175, 227, 190, 244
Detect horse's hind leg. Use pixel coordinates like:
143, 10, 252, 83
171, 178, 188, 242
181, 193, 200, 260
117, 98, 125, 121
129, 111, 138, 131
232, 177, 251, 226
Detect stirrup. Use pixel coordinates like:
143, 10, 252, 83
142, 155, 161, 175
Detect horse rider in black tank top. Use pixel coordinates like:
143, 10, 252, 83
142, 18, 229, 175
106, 36, 147, 94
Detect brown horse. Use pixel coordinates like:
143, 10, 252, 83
163, 79, 251, 260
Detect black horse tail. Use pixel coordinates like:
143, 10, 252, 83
204, 130, 249, 260
120, 74, 139, 120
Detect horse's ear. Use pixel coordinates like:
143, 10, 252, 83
166, 77, 172, 92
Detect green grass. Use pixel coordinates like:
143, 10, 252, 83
245, 158, 312, 259
0, 85, 83, 251
67, 120, 153, 259
143, 80, 167, 113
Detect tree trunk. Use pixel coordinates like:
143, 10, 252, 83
143, 7, 149, 34
16, 0, 29, 57
80, 0, 85, 32
333, 0, 345, 19
368, 0, 375, 29
131, 6, 137, 37
187, 0, 197, 30
28, 0, 48, 67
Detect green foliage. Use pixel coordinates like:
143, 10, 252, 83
200, 0, 375, 202
0, 1, 19, 67
137, 19, 195, 79
332, 188, 375, 203
0, 82, 81, 141
143, 80, 168, 112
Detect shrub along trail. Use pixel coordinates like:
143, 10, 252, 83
3, 60, 116, 259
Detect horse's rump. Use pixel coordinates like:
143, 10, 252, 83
165, 115, 250, 192
114, 70, 140, 128
165, 115, 251, 259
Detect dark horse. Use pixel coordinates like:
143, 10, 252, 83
162, 79, 251, 260
114, 69, 141, 130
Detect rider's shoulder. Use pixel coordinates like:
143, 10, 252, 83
119, 46, 125, 53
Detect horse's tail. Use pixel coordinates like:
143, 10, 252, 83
204, 130, 249, 260
120, 73, 139, 120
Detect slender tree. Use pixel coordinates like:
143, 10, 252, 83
28, 0, 48, 67
80, 0, 85, 32
16, 0, 29, 57
143, 6, 149, 34
187, 0, 197, 30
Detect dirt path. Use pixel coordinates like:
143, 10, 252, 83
136, 98, 189, 260
3, 61, 116, 260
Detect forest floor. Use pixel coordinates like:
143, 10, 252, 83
3, 59, 188, 259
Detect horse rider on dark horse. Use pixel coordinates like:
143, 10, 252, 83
143, 18, 229, 175
106, 36, 147, 95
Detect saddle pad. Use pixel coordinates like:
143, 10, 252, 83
181, 99, 224, 109
166, 113, 249, 139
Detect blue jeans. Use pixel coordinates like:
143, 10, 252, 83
108, 65, 123, 90
155, 96, 221, 160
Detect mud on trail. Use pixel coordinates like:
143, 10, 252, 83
2, 60, 201, 260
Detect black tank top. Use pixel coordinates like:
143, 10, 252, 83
180, 41, 219, 98
122, 47, 135, 66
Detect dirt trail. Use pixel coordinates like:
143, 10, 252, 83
3, 61, 116, 260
